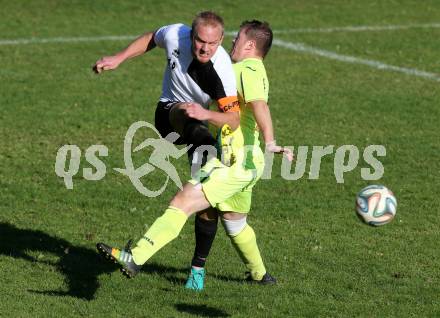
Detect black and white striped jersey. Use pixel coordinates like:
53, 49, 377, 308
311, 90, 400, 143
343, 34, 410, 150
154, 23, 238, 111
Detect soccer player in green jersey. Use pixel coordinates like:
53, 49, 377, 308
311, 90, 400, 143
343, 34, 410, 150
184, 20, 294, 290
96, 20, 293, 287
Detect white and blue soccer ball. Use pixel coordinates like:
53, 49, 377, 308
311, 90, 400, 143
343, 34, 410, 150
355, 185, 397, 226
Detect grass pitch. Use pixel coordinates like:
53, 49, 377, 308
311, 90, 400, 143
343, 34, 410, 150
1, 1, 439, 317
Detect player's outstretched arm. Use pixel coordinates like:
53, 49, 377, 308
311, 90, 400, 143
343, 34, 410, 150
249, 100, 294, 161
184, 103, 240, 130
93, 31, 157, 74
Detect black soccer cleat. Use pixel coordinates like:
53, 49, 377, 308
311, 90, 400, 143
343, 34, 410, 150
96, 240, 142, 278
245, 271, 277, 285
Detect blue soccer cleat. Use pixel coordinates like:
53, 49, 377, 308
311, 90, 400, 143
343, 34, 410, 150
185, 267, 206, 291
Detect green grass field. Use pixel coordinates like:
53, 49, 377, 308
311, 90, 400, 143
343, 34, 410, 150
1, 1, 439, 317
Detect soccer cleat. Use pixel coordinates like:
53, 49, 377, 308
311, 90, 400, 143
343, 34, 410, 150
245, 272, 277, 285
96, 240, 142, 278
185, 267, 206, 291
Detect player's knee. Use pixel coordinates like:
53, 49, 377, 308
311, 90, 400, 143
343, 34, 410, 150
170, 183, 207, 215
197, 208, 218, 222
168, 104, 188, 136
221, 216, 247, 237
170, 190, 191, 215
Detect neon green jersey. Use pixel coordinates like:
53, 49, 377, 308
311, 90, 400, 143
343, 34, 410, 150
235, 57, 269, 145
217, 58, 269, 169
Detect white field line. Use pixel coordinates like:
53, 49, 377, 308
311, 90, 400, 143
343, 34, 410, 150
272, 39, 440, 82
272, 22, 440, 34
1, 23, 439, 81
0, 35, 136, 45
1, 22, 440, 45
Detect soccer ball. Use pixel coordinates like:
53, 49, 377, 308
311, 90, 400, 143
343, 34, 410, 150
355, 185, 397, 226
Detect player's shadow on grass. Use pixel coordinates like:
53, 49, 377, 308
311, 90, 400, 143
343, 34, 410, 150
175, 303, 230, 317
142, 262, 188, 286
0, 222, 119, 300
0, 222, 252, 302
0, 222, 192, 300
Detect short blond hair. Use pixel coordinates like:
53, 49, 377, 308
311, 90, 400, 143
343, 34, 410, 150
191, 11, 224, 36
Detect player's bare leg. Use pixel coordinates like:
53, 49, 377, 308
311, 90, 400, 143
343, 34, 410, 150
97, 183, 211, 277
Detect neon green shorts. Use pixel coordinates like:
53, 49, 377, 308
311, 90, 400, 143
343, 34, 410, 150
189, 156, 264, 213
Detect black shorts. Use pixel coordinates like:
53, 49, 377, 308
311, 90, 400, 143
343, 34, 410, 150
154, 101, 185, 145
155, 100, 211, 146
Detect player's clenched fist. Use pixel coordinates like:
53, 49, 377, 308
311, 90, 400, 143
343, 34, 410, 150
93, 55, 123, 74
184, 103, 210, 121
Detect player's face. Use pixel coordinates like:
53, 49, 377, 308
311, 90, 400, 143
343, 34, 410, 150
230, 29, 248, 62
192, 24, 223, 64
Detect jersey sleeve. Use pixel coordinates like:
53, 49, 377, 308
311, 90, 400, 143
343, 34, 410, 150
240, 66, 268, 103
153, 25, 168, 48
153, 23, 185, 48
212, 48, 239, 112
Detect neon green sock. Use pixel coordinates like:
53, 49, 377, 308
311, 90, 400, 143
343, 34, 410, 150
131, 206, 187, 265
230, 224, 266, 280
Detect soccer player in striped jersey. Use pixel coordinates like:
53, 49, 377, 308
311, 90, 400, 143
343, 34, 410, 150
94, 12, 237, 279
93, 11, 239, 169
